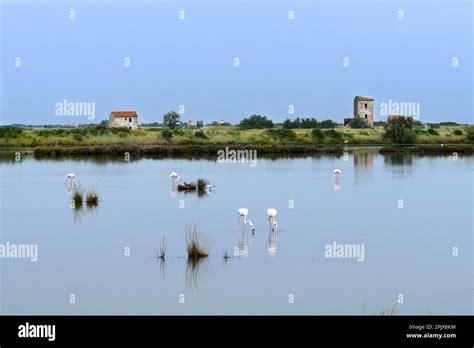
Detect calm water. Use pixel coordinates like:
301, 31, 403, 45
0, 149, 472, 315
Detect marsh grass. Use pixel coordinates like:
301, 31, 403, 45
197, 179, 208, 192
158, 237, 166, 259
72, 189, 83, 208
222, 249, 231, 260
185, 224, 209, 259
85, 191, 99, 206
376, 303, 399, 316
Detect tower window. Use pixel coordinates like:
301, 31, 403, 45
365, 103, 368, 109
365, 114, 368, 119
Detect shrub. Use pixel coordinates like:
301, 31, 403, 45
239, 115, 274, 129
172, 129, 185, 136
466, 126, 474, 142
194, 130, 208, 139
73, 133, 84, 142
383, 116, 415, 144
453, 129, 463, 136
427, 128, 439, 136
324, 129, 342, 139
0, 126, 23, 138
161, 129, 173, 140
350, 117, 371, 129
265, 128, 297, 141
315, 119, 338, 129
283, 117, 318, 129
311, 128, 325, 140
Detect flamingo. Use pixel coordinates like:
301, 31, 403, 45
237, 208, 255, 233
65, 173, 77, 190
266, 208, 278, 232
332, 169, 341, 183
169, 172, 181, 182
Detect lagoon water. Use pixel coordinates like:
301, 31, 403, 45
0, 149, 472, 315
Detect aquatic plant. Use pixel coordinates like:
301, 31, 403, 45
72, 189, 83, 208
185, 224, 209, 259
376, 303, 399, 316
197, 179, 208, 192
158, 237, 166, 259
85, 191, 99, 206
222, 249, 230, 259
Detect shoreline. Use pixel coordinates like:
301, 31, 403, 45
1, 143, 473, 159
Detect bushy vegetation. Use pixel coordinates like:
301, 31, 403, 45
282, 118, 338, 129
194, 130, 208, 139
311, 128, 325, 140
383, 116, 416, 144
427, 128, 439, 136
0, 126, 23, 138
467, 126, 474, 142
160, 129, 173, 140
265, 128, 297, 141
239, 115, 274, 129
349, 117, 371, 129
283, 117, 318, 129
453, 129, 463, 136
324, 129, 342, 139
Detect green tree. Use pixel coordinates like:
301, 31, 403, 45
315, 119, 338, 129
349, 117, 371, 129
383, 116, 415, 144
163, 111, 181, 129
239, 115, 274, 129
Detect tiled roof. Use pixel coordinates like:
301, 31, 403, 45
110, 111, 138, 117
354, 96, 374, 101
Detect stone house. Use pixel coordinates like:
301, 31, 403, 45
109, 111, 138, 130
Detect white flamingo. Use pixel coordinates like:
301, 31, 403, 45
237, 208, 255, 233
169, 172, 181, 182
332, 169, 341, 183
65, 173, 77, 190
266, 208, 278, 232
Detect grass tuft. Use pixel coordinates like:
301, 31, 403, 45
185, 224, 209, 259
85, 191, 99, 206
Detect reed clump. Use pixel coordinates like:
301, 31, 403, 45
85, 191, 99, 206
185, 224, 209, 259
72, 189, 83, 208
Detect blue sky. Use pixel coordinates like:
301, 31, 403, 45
1, 0, 472, 125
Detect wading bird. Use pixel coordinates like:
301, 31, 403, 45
266, 208, 278, 232
65, 173, 77, 191
170, 172, 181, 182
237, 208, 255, 233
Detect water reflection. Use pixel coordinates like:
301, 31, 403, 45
266, 230, 278, 257
384, 154, 414, 176
234, 228, 253, 257
185, 258, 211, 289
353, 151, 374, 185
